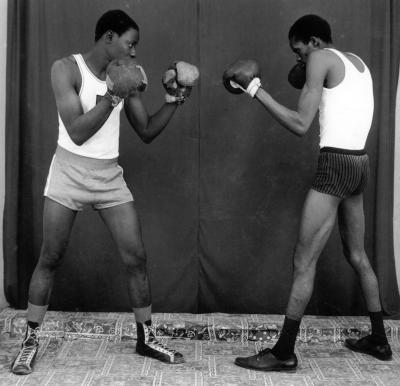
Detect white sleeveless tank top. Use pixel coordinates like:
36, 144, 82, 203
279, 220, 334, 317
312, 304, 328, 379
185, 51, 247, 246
57, 54, 123, 159
318, 48, 374, 150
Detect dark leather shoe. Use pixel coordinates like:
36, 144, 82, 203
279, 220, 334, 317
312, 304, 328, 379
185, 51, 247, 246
345, 336, 392, 360
234, 348, 297, 372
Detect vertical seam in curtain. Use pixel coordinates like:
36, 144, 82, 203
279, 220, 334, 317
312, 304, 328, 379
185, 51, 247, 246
195, 0, 201, 313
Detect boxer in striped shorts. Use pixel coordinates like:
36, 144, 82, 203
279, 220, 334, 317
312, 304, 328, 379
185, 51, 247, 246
223, 15, 392, 372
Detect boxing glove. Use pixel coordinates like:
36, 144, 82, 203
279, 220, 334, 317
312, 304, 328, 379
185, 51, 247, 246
162, 61, 199, 104
106, 58, 148, 100
288, 63, 306, 89
223, 60, 261, 97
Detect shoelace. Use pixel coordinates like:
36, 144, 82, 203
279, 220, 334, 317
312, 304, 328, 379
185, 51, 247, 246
257, 347, 271, 357
15, 342, 38, 365
14, 328, 39, 365
148, 329, 178, 355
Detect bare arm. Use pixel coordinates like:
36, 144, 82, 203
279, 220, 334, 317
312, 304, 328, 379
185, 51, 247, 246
124, 93, 179, 144
51, 58, 114, 145
254, 50, 328, 136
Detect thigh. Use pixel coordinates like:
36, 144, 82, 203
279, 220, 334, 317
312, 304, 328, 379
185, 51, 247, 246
98, 201, 145, 254
296, 189, 341, 261
42, 197, 77, 254
338, 193, 365, 251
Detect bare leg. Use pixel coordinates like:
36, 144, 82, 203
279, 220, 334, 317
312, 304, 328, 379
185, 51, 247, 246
98, 201, 184, 364
286, 189, 341, 319
339, 194, 392, 359
338, 194, 381, 311
12, 198, 76, 375
235, 190, 340, 371
29, 198, 77, 310
98, 202, 151, 316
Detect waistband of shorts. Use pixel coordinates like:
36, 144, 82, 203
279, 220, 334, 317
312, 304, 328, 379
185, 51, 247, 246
55, 146, 118, 168
320, 147, 367, 156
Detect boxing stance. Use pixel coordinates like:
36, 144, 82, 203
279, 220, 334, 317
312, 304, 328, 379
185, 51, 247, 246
11, 9, 199, 375
223, 14, 392, 371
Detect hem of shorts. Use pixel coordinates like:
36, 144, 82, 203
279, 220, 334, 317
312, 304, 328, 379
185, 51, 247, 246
310, 186, 345, 199
44, 195, 83, 211
93, 198, 134, 210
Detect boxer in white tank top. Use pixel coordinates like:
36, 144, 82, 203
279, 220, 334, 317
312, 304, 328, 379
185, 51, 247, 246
232, 15, 391, 372
12, 10, 192, 375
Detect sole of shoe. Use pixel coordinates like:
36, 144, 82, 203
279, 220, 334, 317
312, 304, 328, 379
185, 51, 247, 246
136, 350, 185, 365
10, 360, 33, 376
234, 360, 297, 373
344, 342, 392, 361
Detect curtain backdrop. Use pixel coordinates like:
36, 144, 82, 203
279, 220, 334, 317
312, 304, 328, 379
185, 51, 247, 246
394, 6, 400, 303
4, 0, 400, 315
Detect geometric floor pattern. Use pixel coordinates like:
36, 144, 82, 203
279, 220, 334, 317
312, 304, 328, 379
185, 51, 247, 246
0, 309, 399, 385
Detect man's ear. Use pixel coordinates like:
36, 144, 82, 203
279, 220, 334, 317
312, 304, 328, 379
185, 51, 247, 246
309, 36, 321, 48
104, 30, 114, 43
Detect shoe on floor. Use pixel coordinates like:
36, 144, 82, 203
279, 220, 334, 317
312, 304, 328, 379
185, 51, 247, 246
345, 335, 392, 360
11, 325, 40, 375
235, 348, 297, 372
136, 322, 184, 364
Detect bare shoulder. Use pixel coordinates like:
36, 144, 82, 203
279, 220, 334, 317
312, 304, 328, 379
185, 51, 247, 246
52, 56, 79, 79
51, 55, 80, 89
310, 49, 336, 63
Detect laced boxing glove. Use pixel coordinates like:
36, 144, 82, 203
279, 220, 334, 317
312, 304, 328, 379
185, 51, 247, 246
222, 59, 261, 97
105, 58, 148, 106
162, 61, 199, 104
288, 62, 306, 89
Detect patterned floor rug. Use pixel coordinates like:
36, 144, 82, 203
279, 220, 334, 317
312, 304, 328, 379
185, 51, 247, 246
0, 308, 399, 385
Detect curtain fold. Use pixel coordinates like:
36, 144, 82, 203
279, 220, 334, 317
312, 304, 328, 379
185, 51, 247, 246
370, 0, 400, 315
4, 0, 25, 308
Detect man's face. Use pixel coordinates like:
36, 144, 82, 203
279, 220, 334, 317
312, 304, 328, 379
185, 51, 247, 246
110, 28, 139, 60
289, 38, 314, 64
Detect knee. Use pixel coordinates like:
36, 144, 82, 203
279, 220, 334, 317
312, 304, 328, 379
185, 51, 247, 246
121, 245, 147, 272
345, 249, 369, 270
293, 255, 316, 278
292, 241, 317, 277
38, 247, 65, 271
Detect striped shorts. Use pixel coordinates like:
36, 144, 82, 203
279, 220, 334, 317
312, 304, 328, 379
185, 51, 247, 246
44, 146, 134, 211
311, 147, 370, 198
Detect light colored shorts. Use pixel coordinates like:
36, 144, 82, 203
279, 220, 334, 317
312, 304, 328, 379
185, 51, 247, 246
44, 146, 134, 211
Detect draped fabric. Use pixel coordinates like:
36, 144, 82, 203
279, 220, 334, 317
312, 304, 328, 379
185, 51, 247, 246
4, 0, 400, 315
393, 6, 400, 305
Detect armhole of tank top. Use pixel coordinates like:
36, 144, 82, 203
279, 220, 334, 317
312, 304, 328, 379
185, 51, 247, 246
322, 48, 346, 90
73, 54, 84, 97
344, 52, 367, 74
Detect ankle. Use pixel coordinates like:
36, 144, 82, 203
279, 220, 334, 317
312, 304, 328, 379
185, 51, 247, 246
366, 333, 388, 345
136, 320, 152, 343
271, 317, 300, 360
27, 321, 39, 330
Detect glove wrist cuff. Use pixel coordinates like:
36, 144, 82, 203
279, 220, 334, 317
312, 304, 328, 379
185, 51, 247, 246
246, 77, 261, 98
165, 93, 184, 104
104, 90, 122, 107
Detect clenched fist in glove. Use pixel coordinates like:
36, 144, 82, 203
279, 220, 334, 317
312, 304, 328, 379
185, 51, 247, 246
288, 62, 306, 89
222, 60, 261, 97
105, 58, 148, 106
162, 61, 199, 104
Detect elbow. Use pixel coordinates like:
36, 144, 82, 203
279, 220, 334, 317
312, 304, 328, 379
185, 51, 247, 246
295, 128, 307, 137
69, 132, 86, 146
293, 120, 309, 137
70, 135, 85, 146
141, 134, 154, 144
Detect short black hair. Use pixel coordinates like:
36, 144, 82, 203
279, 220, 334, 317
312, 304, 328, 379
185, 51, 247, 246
95, 10, 139, 42
288, 15, 332, 44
